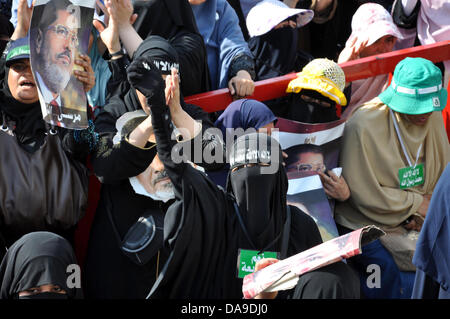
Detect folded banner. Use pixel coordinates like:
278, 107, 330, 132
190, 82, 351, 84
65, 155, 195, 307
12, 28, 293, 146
242, 225, 385, 299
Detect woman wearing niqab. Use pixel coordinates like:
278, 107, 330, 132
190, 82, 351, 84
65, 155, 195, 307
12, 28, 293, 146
0, 231, 83, 299
126, 58, 359, 299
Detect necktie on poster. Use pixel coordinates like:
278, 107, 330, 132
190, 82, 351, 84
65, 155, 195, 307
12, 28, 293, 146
242, 225, 385, 299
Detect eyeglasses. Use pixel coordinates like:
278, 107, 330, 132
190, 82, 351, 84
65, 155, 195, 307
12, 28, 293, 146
47, 24, 78, 47
289, 163, 326, 173
300, 94, 333, 108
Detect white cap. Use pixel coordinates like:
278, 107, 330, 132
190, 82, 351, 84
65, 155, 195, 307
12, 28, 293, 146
246, 0, 314, 37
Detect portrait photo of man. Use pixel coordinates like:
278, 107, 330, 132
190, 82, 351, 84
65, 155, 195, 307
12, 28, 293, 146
284, 143, 327, 179
29, 0, 92, 129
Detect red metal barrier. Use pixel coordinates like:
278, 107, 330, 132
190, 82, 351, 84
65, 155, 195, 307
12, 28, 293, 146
185, 40, 450, 113
74, 41, 450, 268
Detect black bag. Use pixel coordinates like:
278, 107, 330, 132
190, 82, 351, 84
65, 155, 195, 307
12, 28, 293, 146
108, 209, 163, 266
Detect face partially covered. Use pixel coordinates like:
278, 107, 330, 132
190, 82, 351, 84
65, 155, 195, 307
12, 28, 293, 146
360, 35, 396, 58
136, 154, 175, 201
405, 112, 433, 126
37, 9, 79, 95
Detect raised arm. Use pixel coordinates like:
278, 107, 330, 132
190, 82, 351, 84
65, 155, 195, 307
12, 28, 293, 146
105, 0, 142, 59
126, 57, 188, 196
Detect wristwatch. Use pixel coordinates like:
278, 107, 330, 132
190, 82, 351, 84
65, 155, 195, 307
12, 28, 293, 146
109, 47, 125, 58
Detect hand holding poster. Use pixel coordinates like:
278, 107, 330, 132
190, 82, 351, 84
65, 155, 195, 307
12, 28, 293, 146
274, 117, 346, 242
29, 0, 95, 129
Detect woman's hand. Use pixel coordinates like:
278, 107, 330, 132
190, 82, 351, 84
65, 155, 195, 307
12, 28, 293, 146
74, 54, 96, 93
253, 258, 279, 299
318, 170, 351, 202
11, 0, 33, 40
108, 0, 135, 28
228, 70, 255, 99
165, 68, 181, 112
337, 37, 369, 64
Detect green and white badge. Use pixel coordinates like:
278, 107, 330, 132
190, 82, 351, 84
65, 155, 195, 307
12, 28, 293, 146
237, 249, 278, 278
390, 110, 425, 190
399, 163, 424, 189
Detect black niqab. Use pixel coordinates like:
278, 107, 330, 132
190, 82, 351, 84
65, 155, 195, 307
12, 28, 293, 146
226, 133, 287, 250
0, 231, 82, 299
249, 25, 312, 81
148, 130, 324, 298
287, 89, 340, 123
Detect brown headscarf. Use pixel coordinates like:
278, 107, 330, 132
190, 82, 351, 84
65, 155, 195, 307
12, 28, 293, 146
335, 98, 450, 229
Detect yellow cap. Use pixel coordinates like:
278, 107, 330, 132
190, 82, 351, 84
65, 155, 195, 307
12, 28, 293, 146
286, 58, 347, 106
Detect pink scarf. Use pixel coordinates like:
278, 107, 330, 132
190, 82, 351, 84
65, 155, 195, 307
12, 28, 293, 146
342, 74, 390, 119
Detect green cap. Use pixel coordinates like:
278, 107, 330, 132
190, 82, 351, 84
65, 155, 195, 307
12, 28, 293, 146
5, 36, 30, 67
379, 57, 447, 115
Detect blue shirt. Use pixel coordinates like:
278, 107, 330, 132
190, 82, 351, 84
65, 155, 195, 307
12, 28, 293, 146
191, 0, 252, 90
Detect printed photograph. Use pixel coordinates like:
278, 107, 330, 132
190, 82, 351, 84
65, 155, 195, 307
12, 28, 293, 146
29, 0, 94, 129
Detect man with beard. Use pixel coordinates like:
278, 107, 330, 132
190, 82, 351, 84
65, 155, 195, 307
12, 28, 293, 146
83, 36, 224, 299
30, 0, 92, 127
128, 57, 360, 299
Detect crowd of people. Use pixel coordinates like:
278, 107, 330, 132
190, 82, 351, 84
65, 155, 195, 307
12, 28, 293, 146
0, 0, 449, 300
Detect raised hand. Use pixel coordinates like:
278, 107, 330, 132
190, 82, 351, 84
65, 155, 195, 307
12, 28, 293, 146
74, 54, 96, 93
337, 37, 369, 64
12, 0, 34, 40
127, 57, 166, 108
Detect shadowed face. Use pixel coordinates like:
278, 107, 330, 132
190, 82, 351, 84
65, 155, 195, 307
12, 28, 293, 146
360, 35, 396, 58
405, 112, 433, 126
136, 154, 174, 198
18, 284, 67, 297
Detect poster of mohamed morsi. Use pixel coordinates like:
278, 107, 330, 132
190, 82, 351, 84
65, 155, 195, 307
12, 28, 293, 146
274, 117, 346, 242
29, 0, 95, 129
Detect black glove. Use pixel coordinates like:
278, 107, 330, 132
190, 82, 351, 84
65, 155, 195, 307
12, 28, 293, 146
127, 56, 166, 109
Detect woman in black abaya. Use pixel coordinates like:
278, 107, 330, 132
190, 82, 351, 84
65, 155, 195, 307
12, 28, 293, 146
0, 231, 83, 299
128, 0, 211, 96
126, 55, 360, 299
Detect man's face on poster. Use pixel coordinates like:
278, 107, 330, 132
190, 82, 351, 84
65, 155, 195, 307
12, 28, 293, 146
285, 151, 326, 178
136, 154, 175, 201
38, 9, 79, 94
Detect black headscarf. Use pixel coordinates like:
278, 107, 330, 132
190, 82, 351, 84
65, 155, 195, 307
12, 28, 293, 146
0, 58, 45, 140
249, 24, 312, 81
133, 0, 199, 40
0, 231, 83, 299
148, 133, 313, 299
226, 133, 287, 250
133, 34, 210, 97
169, 30, 211, 96
133, 35, 180, 75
